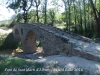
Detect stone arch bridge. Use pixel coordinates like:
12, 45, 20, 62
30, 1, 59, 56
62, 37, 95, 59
13, 23, 100, 62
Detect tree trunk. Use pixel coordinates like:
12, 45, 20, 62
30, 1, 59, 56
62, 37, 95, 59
36, 6, 39, 22
83, 0, 87, 36
74, 2, 77, 33
44, 0, 47, 24
34, 0, 41, 23
68, 0, 70, 31
79, 1, 83, 35
89, 0, 100, 37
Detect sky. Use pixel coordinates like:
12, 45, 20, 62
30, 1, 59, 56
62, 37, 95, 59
0, 0, 64, 21
0, 0, 15, 21
0, 5, 15, 21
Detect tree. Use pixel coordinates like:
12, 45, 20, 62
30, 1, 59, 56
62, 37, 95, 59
62, 0, 68, 29
89, 0, 100, 37
21, 0, 33, 23
73, 0, 77, 33
7, 0, 33, 23
83, 0, 87, 36
44, 0, 47, 24
48, 8, 56, 26
78, 0, 83, 34
34, 0, 41, 22
41, 0, 48, 24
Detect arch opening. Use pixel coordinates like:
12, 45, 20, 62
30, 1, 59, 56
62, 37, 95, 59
36, 40, 43, 52
24, 31, 43, 54
11, 28, 23, 56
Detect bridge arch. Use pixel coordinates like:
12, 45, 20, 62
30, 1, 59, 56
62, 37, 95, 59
23, 31, 37, 53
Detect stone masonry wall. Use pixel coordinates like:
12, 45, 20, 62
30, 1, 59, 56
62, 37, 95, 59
13, 23, 100, 62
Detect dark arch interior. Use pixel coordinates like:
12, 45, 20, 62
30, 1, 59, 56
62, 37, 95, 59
25, 31, 37, 53
15, 28, 21, 42
25, 31, 43, 53
25, 31, 36, 46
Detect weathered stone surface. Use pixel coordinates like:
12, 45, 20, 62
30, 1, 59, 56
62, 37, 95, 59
73, 48, 100, 62
13, 23, 100, 62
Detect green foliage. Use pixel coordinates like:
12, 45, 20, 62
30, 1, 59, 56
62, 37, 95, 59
36, 40, 41, 47
17, 42, 22, 49
0, 32, 20, 50
0, 24, 8, 27
0, 20, 12, 27
0, 56, 47, 75
5, 0, 100, 39
28, 10, 37, 23
8, 20, 16, 28
7, 0, 21, 10
0, 34, 6, 47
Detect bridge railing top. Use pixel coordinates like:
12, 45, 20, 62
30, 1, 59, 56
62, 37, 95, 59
31, 23, 92, 43
14, 23, 92, 43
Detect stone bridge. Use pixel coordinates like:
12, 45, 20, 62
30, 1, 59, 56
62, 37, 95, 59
13, 23, 100, 62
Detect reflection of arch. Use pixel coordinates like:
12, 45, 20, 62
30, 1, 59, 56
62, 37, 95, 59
15, 28, 21, 41
24, 31, 36, 53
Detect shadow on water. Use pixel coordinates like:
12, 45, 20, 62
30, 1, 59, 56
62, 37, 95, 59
0, 32, 19, 54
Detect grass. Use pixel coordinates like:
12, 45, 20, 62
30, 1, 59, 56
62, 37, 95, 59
0, 55, 47, 75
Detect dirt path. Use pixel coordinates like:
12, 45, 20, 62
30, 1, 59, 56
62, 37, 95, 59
0, 27, 12, 35
35, 54, 100, 75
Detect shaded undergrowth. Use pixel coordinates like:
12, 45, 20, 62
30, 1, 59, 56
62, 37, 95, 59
0, 32, 20, 50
